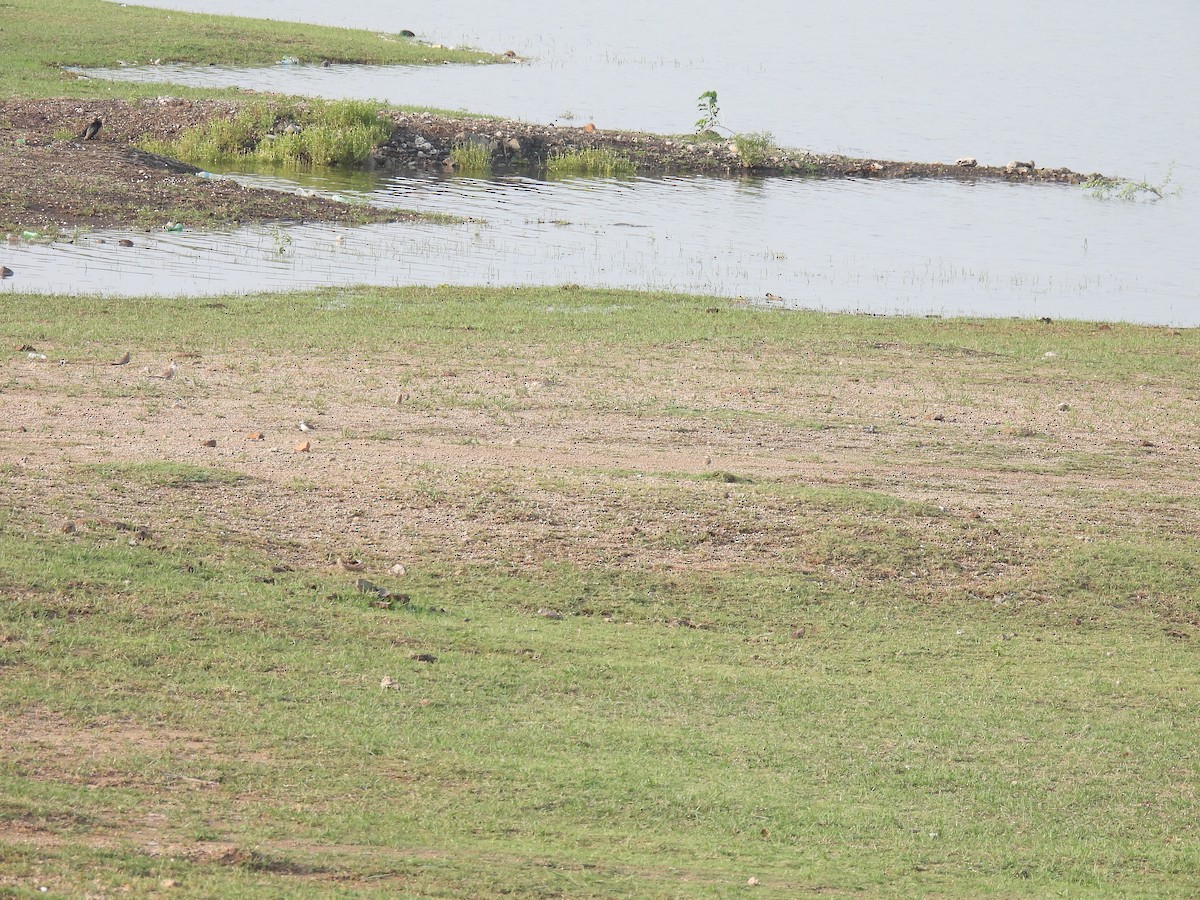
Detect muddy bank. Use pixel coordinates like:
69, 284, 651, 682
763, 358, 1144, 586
0, 97, 1103, 234
0, 98, 419, 233
375, 111, 1100, 185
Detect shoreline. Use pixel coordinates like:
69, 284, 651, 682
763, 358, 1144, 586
380, 110, 1098, 184
1, 97, 1102, 234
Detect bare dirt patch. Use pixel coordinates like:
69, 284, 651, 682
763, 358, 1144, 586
3, 329, 1197, 605
1, 710, 208, 759
0, 709, 226, 797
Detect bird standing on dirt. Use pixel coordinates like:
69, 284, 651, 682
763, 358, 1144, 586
148, 360, 177, 380
80, 117, 102, 140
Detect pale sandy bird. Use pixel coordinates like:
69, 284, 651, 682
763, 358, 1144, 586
149, 360, 177, 379
298, 420, 314, 432
110, 351, 131, 366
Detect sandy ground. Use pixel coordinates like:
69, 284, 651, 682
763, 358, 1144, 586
3, 328, 1197, 609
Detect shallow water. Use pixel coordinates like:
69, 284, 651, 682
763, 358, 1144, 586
7, 0, 1197, 323
5, 168, 1193, 324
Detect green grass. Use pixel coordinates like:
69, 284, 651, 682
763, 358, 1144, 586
1, 0, 501, 98
1084, 163, 1180, 201
450, 141, 494, 176
1, 286, 1193, 377
89, 461, 246, 488
545, 148, 636, 179
733, 131, 775, 168
2, 288, 1199, 895
141, 99, 393, 168
2, 508, 1197, 895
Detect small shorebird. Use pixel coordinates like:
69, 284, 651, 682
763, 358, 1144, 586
80, 117, 102, 140
149, 360, 176, 379
298, 420, 315, 432
110, 351, 131, 366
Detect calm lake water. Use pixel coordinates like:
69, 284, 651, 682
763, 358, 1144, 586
5, 0, 1198, 323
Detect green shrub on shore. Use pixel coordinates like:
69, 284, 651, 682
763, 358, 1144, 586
734, 130, 775, 167
141, 99, 392, 168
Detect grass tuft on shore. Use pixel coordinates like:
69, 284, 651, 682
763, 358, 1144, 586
141, 99, 392, 168
733, 130, 775, 167
450, 141, 494, 176
545, 148, 636, 179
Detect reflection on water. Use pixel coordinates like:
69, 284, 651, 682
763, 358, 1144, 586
4, 168, 1195, 325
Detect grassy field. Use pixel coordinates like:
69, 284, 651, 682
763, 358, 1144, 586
2, 0, 500, 99
2, 287, 1198, 896
7, 2, 1193, 896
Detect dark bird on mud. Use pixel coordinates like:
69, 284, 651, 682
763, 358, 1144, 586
80, 117, 102, 140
